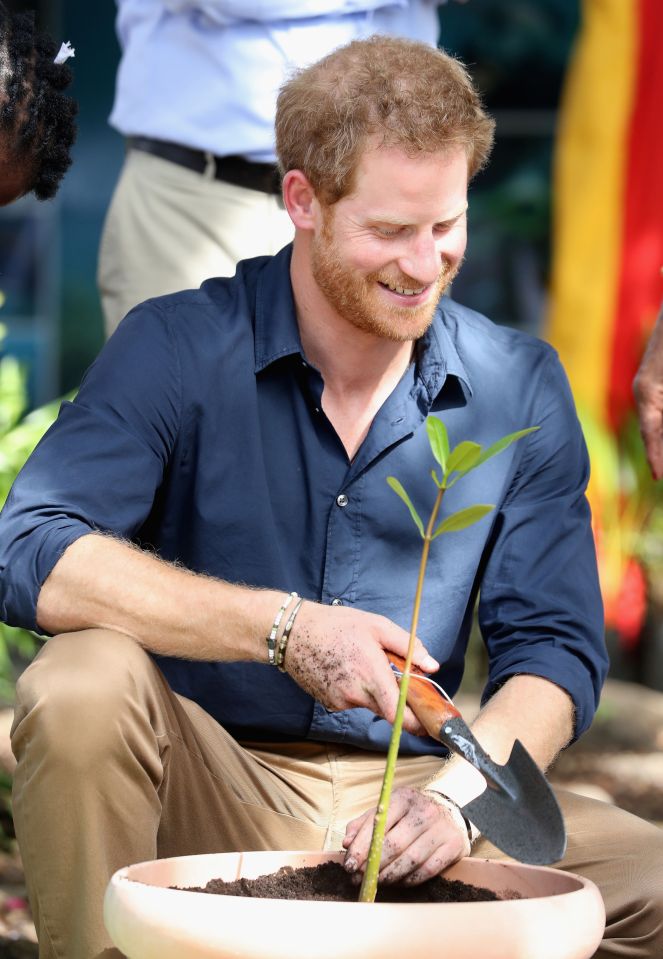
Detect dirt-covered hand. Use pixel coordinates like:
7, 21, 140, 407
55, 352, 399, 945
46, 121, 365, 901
341, 786, 471, 885
283, 602, 438, 734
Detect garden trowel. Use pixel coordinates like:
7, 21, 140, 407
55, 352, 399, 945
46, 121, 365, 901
387, 653, 567, 866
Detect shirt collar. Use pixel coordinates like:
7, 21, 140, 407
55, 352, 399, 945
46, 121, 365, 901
254, 245, 304, 373
418, 299, 473, 402
253, 244, 473, 401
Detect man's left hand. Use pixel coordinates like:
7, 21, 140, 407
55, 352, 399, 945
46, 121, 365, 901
341, 786, 470, 885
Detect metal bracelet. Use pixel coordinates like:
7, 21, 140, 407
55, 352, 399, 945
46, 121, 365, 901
266, 591, 297, 666
276, 598, 304, 672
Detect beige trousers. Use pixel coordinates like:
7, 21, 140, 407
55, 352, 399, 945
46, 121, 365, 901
97, 150, 295, 337
11, 630, 663, 959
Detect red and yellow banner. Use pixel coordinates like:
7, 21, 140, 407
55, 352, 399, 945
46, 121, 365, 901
547, 0, 663, 429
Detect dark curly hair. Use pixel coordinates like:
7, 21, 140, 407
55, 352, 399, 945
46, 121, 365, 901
0, 3, 77, 201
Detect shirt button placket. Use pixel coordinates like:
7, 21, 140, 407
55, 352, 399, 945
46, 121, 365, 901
329, 492, 350, 606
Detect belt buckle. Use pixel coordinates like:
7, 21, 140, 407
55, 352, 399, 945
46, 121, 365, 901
203, 151, 216, 180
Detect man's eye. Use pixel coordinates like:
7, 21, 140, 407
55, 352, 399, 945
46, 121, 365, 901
376, 227, 401, 237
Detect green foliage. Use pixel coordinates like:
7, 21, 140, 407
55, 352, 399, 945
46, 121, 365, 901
425, 417, 449, 472
445, 441, 483, 479
433, 504, 495, 538
388, 420, 539, 534
0, 769, 15, 851
0, 325, 63, 702
386, 478, 425, 539
360, 416, 537, 902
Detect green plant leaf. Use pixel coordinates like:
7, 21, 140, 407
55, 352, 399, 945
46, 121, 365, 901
432, 503, 494, 538
431, 468, 443, 489
0, 355, 27, 436
387, 477, 424, 538
426, 417, 449, 471
470, 427, 539, 472
445, 441, 483, 480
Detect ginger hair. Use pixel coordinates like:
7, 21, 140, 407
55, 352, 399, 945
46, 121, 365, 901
275, 35, 495, 205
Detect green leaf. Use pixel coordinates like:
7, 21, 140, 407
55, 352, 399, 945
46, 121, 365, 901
431, 468, 443, 489
470, 427, 539, 472
387, 476, 424, 538
432, 503, 494, 538
445, 441, 483, 480
426, 417, 449, 471
0, 355, 27, 436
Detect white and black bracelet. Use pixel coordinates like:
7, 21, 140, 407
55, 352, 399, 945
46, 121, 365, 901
276, 598, 304, 672
423, 788, 475, 847
266, 591, 298, 666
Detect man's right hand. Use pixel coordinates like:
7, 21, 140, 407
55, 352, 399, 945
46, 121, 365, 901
36, 534, 438, 735
283, 601, 439, 735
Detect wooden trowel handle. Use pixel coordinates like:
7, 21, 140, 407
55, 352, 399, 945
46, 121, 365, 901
387, 653, 461, 741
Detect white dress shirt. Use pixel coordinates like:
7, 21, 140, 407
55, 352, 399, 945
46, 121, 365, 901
109, 0, 444, 162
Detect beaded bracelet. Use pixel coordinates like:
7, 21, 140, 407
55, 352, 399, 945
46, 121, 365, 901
266, 591, 297, 666
276, 598, 304, 672
423, 788, 475, 847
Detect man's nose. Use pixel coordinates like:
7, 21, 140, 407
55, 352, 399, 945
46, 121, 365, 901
397, 233, 444, 286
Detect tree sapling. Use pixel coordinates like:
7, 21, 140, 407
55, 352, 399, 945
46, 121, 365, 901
358, 416, 537, 902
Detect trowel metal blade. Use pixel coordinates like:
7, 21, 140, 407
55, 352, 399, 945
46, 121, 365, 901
439, 719, 567, 865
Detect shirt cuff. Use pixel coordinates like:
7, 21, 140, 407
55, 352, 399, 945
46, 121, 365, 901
1, 522, 93, 634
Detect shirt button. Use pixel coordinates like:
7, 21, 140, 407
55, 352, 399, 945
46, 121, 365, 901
336, 494, 349, 508
331, 598, 344, 606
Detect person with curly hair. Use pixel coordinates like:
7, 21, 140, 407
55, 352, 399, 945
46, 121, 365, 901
0, 3, 77, 206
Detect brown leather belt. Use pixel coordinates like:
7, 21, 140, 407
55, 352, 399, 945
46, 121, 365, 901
127, 136, 282, 195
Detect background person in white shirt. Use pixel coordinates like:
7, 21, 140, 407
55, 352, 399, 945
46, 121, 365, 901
98, 0, 459, 335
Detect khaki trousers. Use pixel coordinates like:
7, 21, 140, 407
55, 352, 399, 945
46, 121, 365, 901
11, 630, 663, 959
97, 150, 295, 337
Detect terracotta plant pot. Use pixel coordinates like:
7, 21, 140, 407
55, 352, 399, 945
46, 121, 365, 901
104, 849, 605, 959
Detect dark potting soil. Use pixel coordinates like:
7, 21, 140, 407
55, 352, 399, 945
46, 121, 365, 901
178, 860, 502, 903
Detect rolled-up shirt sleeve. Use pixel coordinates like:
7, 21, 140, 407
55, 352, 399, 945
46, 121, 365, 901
478, 353, 608, 740
0, 303, 181, 632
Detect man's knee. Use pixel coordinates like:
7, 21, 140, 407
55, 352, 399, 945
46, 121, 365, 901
11, 629, 158, 768
615, 823, 663, 953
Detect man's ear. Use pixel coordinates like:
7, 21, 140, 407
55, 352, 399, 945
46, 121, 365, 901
282, 170, 318, 230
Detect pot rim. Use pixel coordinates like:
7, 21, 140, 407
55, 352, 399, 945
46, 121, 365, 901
111, 849, 593, 904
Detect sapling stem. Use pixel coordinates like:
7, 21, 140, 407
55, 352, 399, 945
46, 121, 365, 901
356, 418, 537, 903
358, 483, 445, 903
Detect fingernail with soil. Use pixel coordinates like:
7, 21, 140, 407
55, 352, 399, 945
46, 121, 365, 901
344, 857, 358, 873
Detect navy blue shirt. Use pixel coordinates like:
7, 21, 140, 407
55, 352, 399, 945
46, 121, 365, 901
0, 246, 607, 753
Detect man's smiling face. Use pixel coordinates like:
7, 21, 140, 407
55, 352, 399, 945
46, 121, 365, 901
310, 144, 469, 342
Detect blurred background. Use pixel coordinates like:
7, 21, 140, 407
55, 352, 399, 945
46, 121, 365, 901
3, 0, 662, 691
0, 0, 661, 943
